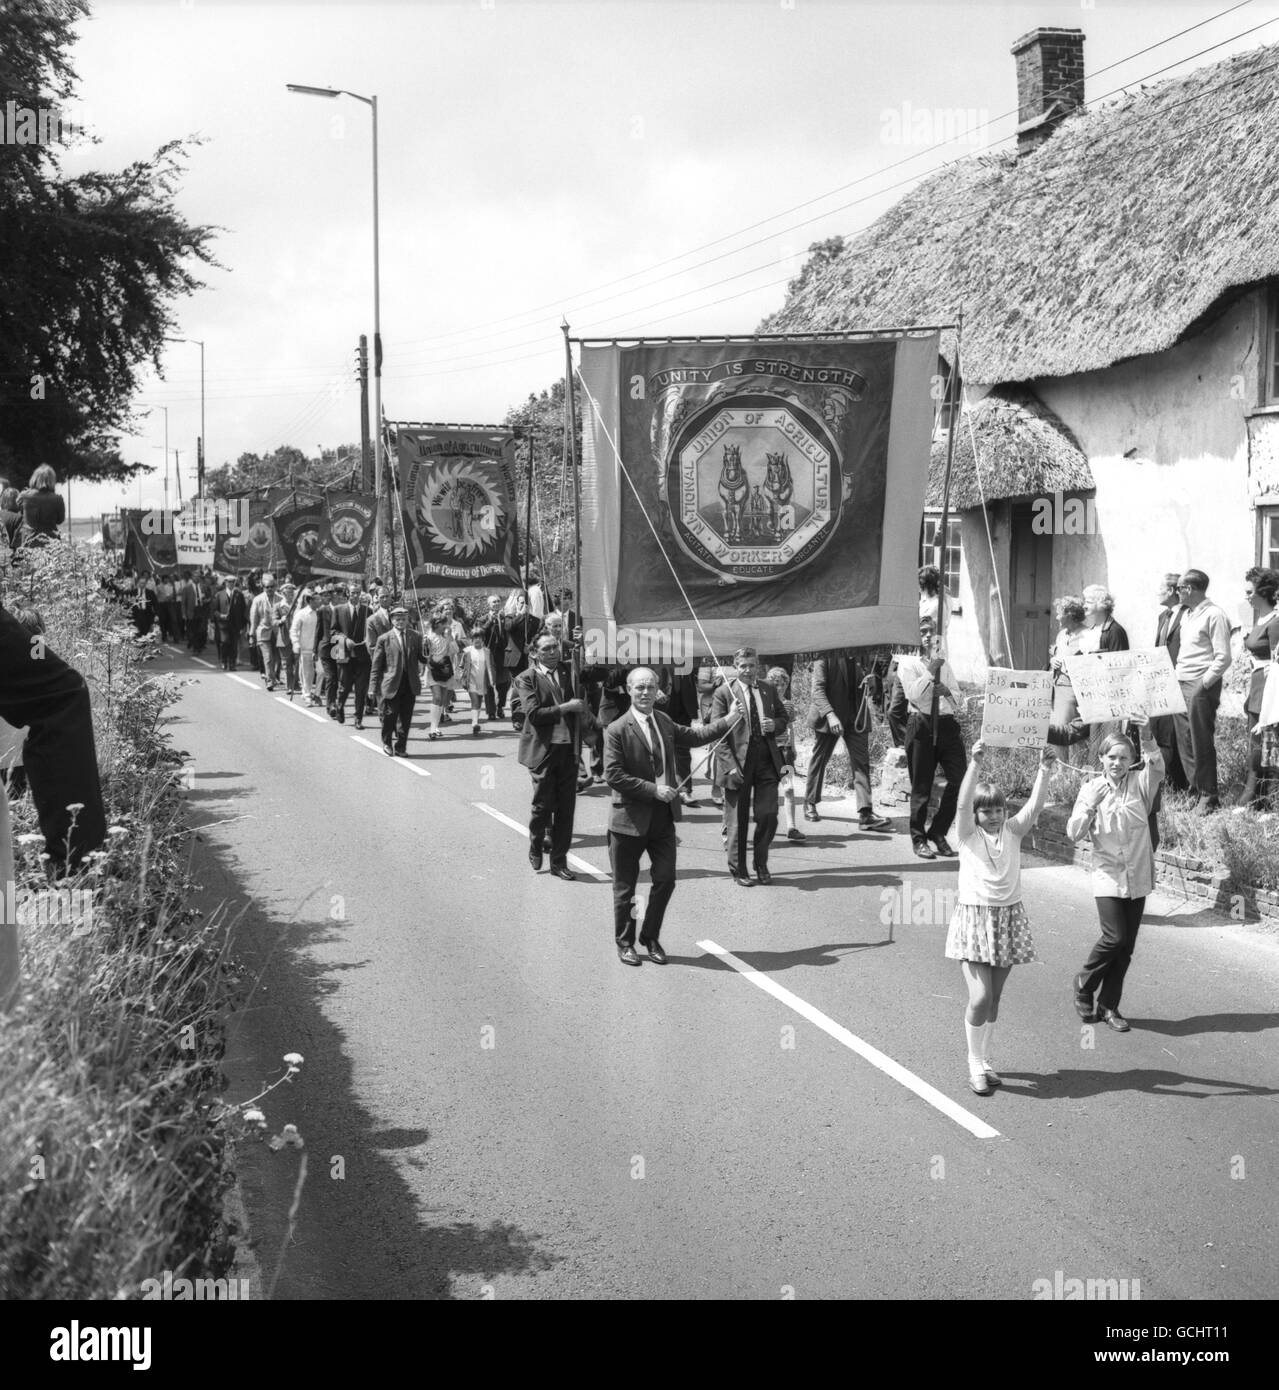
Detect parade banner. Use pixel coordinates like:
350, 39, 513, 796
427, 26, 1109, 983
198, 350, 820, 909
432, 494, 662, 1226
392, 424, 522, 591
174, 504, 217, 569
578, 333, 939, 656
1064, 649, 1187, 722
980, 668, 1053, 748
214, 491, 280, 575
101, 514, 126, 550
122, 509, 177, 573
270, 494, 324, 582
310, 490, 377, 581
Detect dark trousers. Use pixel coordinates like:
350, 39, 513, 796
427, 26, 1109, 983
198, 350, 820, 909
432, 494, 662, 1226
529, 743, 577, 865
724, 738, 779, 871
905, 711, 966, 844
380, 685, 416, 752
495, 676, 513, 718
337, 657, 370, 720
804, 722, 872, 813
280, 646, 298, 693
609, 801, 677, 946
1150, 712, 1187, 792
1174, 678, 1221, 802
223, 625, 243, 670
318, 654, 337, 707
1077, 896, 1145, 1012
160, 601, 180, 642
0, 606, 107, 869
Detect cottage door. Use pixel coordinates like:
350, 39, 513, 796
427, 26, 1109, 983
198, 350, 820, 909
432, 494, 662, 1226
1008, 505, 1053, 669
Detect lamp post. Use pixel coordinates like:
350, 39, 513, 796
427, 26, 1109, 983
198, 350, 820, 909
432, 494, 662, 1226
165, 337, 205, 498
145, 405, 170, 512
287, 82, 383, 575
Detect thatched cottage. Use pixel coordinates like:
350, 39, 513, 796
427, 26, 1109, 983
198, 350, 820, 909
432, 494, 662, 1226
764, 27, 1279, 683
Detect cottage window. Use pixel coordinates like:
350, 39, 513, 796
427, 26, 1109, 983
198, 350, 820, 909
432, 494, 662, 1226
921, 512, 962, 607
1259, 505, 1279, 572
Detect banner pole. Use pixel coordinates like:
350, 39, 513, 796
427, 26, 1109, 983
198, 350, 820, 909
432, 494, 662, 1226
931, 310, 962, 742
524, 429, 535, 590
562, 321, 581, 623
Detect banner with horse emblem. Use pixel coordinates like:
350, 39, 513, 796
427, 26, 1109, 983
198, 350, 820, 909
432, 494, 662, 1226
214, 491, 280, 575
392, 424, 522, 591
578, 333, 939, 655
270, 493, 324, 582
310, 491, 377, 581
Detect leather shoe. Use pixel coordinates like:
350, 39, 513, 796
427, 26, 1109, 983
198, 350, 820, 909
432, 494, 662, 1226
728, 864, 752, 886
549, 864, 576, 882
1074, 994, 1095, 1022
354, 721, 365, 731
529, 848, 544, 872
1100, 1008, 1131, 1032
912, 840, 937, 859
802, 806, 820, 822
639, 939, 667, 964
930, 835, 958, 857
382, 743, 394, 757
618, 944, 641, 966
753, 863, 773, 885
859, 813, 894, 832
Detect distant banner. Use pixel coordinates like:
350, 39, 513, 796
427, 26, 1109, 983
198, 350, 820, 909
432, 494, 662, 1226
122, 509, 177, 574
271, 495, 324, 582
310, 491, 376, 580
174, 504, 217, 569
579, 333, 939, 655
393, 425, 522, 590
102, 515, 126, 550
214, 492, 280, 575
1064, 649, 1187, 722
980, 669, 1053, 748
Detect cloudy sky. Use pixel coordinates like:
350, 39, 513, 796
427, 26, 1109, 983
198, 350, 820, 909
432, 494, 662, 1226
55, 0, 1278, 516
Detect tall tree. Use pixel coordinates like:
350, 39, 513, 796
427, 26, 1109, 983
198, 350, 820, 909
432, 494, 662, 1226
205, 445, 363, 499
0, 0, 218, 484
503, 380, 582, 594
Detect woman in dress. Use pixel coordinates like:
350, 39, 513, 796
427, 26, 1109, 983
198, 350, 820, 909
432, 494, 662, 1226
1237, 567, 1279, 811
1067, 716, 1164, 1032
423, 604, 462, 739
945, 740, 1055, 1095
1048, 595, 1089, 759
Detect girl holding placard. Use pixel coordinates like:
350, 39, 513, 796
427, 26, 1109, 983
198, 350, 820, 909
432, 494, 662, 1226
945, 739, 1056, 1096
1066, 715, 1164, 1032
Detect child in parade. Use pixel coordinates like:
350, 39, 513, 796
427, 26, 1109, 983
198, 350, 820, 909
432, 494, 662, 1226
766, 666, 805, 841
945, 739, 1056, 1096
1067, 714, 1163, 1033
460, 628, 497, 737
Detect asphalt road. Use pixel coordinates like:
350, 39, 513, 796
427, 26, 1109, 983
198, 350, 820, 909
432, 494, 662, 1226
167, 645, 1279, 1301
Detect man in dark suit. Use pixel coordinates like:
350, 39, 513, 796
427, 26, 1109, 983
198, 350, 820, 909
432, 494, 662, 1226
803, 652, 894, 832
604, 667, 733, 965
314, 583, 341, 717
656, 664, 702, 807
1151, 572, 1187, 792
369, 605, 424, 756
710, 646, 789, 885
333, 589, 373, 729
514, 632, 597, 881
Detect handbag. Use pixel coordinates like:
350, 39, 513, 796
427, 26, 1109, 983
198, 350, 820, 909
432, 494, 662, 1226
428, 654, 454, 683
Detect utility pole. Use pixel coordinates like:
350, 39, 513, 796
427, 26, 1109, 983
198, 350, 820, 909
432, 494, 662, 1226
173, 449, 184, 508
358, 335, 372, 493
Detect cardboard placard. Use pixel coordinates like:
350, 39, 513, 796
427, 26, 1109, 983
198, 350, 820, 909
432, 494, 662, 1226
1063, 648, 1186, 722
980, 669, 1053, 748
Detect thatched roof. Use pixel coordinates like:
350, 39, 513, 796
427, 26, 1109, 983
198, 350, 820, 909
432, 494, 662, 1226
926, 390, 1093, 510
763, 42, 1279, 383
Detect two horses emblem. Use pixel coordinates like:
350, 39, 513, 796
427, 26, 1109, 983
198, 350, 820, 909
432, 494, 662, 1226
717, 444, 794, 543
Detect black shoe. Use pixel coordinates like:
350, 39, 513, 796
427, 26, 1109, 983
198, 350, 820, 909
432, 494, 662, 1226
328, 708, 339, 721
382, 743, 395, 757
753, 863, 773, 885
1100, 1008, 1131, 1032
542, 835, 554, 853
859, 813, 894, 832
336, 709, 346, 724
728, 864, 752, 886
394, 745, 407, 757
930, 835, 957, 857
802, 806, 820, 822
618, 944, 641, 967
354, 721, 365, 731
577, 779, 592, 792
529, 848, 544, 872
639, 939, 667, 964
1073, 981, 1095, 1021
549, 864, 576, 882
912, 840, 937, 859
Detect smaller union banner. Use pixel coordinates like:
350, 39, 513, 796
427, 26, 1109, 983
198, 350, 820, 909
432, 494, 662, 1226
271, 494, 324, 582
214, 492, 278, 574
393, 424, 522, 592
122, 509, 177, 573
174, 503, 217, 569
310, 491, 377, 580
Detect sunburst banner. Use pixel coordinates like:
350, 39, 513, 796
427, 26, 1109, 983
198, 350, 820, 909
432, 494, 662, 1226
392, 424, 522, 591
578, 332, 940, 655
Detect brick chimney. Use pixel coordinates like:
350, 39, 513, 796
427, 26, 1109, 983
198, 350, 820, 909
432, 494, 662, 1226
1011, 28, 1085, 155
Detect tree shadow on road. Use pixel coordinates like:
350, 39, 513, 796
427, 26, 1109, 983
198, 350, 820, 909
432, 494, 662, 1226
995, 1068, 1279, 1100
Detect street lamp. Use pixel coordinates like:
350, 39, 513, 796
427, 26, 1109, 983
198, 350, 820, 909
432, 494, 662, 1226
165, 336, 205, 498
286, 81, 384, 575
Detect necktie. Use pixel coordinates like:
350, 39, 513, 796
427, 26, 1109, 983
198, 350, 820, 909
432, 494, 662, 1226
741, 684, 754, 736
647, 716, 664, 779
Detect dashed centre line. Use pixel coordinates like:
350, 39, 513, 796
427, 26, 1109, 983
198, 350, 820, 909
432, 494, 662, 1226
472, 802, 611, 881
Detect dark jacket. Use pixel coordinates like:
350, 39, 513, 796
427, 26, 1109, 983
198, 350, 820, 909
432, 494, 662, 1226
604, 708, 730, 836
513, 662, 595, 769
805, 655, 867, 732
370, 627, 424, 699
19, 487, 64, 542
1097, 619, 1130, 653
709, 679, 788, 785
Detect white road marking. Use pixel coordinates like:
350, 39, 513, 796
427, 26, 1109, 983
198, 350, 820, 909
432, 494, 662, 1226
277, 697, 326, 722
472, 802, 610, 881
351, 735, 431, 774
192, 656, 215, 668
698, 939, 1001, 1140
228, 674, 261, 690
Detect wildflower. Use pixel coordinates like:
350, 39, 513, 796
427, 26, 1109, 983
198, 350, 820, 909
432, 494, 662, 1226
242, 1108, 267, 1128
107, 826, 128, 838
283, 1052, 304, 1067
66, 802, 85, 813
16, 834, 42, 846
268, 1124, 305, 1151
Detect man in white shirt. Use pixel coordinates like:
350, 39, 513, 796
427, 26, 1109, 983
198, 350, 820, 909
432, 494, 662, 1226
897, 630, 968, 859
290, 591, 321, 703
1172, 569, 1233, 813
526, 571, 546, 619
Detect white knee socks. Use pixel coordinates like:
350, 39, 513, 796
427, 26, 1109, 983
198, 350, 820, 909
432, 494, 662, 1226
983, 1021, 995, 1068
965, 1021, 985, 1072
